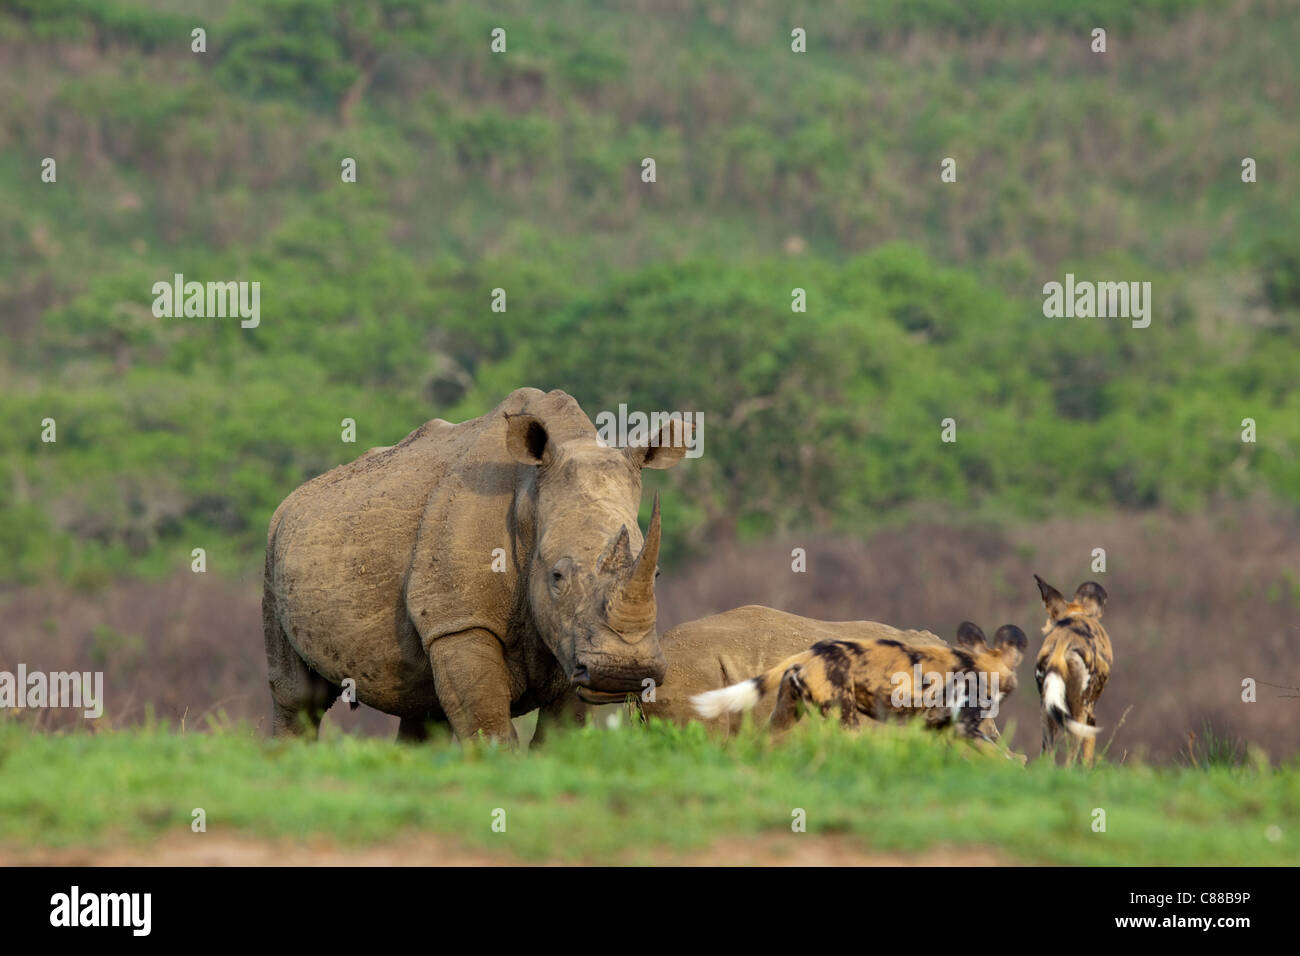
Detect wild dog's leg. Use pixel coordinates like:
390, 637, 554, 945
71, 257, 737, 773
264, 588, 340, 739
957, 706, 984, 741
1063, 730, 1083, 767
858, 688, 893, 729
1040, 711, 1057, 764
768, 668, 806, 733
1081, 713, 1098, 766
427, 628, 518, 746
864, 688, 887, 723
836, 689, 861, 730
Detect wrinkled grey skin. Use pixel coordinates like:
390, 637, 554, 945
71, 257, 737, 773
262, 388, 688, 744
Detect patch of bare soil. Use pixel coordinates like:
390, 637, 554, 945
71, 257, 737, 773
1, 832, 1017, 867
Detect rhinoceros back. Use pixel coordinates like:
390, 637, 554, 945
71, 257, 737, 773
265, 419, 458, 711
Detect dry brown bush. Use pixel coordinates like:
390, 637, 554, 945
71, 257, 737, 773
3, 502, 1297, 762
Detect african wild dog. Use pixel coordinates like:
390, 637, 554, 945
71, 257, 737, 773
1033, 574, 1113, 766
534, 605, 959, 740
690, 622, 1027, 744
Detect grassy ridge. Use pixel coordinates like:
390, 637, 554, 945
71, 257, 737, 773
3, 0, 1300, 585
1, 718, 1295, 864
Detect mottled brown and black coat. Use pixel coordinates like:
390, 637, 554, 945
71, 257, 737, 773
1033, 575, 1113, 765
691, 620, 1027, 742
536, 605, 955, 740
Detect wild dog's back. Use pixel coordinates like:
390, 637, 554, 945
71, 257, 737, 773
693, 619, 1027, 744
630, 605, 949, 730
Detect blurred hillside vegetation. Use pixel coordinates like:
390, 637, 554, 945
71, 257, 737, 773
1, 0, 1298, 587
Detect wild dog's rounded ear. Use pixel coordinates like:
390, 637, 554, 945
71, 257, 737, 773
505, 412, 551, 466
955, 621, 986, 648
1073, 582, 1107, 618
627, 418, 691, 470
994, 625, 1028, 653
1034, 574, 1069, 620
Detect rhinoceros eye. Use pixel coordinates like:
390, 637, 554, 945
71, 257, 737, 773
549, 557, 575, 594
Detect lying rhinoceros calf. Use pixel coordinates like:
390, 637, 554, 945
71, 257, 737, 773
535, 605, 1013, 748
262, 387, 690, 744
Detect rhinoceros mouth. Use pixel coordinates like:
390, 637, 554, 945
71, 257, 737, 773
574, 687, 638, 705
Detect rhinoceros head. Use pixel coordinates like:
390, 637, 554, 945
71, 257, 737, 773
506, 410, 689, 703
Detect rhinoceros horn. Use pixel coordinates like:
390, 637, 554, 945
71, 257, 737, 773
597, 524, 634, 576
606, 492, 661, 638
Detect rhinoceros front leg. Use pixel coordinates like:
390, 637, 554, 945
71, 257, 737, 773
427, 628, 518, 745
531, 693, 588, 747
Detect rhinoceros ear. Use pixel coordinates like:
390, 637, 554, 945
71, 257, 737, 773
505, 412, 551, 466
627, 418, 691, 470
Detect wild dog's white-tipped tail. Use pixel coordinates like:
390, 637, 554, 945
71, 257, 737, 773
1041, 671, 1067, 720
692, 679, 760, 718
1042, 672, 1099, 738
1064, 717, 1099, 738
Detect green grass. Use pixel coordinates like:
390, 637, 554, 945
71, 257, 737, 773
1, 718, 1295, 864
4, 0, 1300, 583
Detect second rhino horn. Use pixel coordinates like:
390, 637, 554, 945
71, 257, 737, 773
597, 524, 634, 576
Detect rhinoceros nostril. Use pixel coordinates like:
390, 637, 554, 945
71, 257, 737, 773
570, 665, 591, 687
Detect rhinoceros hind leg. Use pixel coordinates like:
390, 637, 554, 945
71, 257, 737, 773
264, 608, 341, 739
